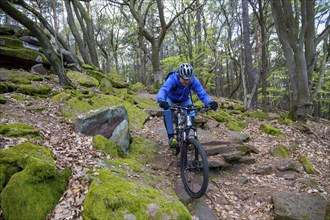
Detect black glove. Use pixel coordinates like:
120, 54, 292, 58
209, 101, 218, 111
159, 101, 170, 110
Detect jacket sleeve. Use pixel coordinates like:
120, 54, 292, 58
157, 78, 175, 103
191, 77, 212, 105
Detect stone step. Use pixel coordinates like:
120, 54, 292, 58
222, 151, 243, 162
204, 145, 238, 156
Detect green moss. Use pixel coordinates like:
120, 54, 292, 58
93, 134, 119, 157
83, 169, 191, 220
126, 137, 156, 163
131, 82, 146, 92
0, 68, 43, 82
11, 93, 29, 101
0, 36, 23, 48
259, 123, 285, 138
207, 110, 231, 123
271, 146, 292, 158
226, 120, 244, 132
67, 71, 99, 88
11, 77, 31, 84
237, 145, 259, 155
245, 111, 269, 121
0, 82, 8, 93
0, 94, 6, 104
298, 155, 318, 174
51, 91, 71, 103
0, 46, 49, 65
18, 84, 52, 96
0, 123, 42, 139
99, 78, 114, 95
278, 117, 293, 125
132, 95, 159, 109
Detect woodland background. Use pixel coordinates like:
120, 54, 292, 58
0, 0, 329, 120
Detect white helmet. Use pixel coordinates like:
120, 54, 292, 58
178, 63, 194, 79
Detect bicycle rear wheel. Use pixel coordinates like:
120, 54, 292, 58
180, 138, 209, 199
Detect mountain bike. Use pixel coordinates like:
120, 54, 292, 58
169, 104, 211, 199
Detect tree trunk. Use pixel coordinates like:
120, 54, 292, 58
271, 0, 313, 121
64, 0, 92, 65
0, 0, 72, 86
72, 0, 99, 68
242, 0, 258, 109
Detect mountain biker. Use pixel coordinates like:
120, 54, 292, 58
157, 63, 218, 149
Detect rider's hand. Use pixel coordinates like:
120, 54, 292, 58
159, 101, 170, 110
209, 101, 218, 111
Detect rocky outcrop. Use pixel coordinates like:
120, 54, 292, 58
0, 26, 77, 71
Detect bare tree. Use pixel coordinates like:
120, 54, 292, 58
108, 0, 197, 83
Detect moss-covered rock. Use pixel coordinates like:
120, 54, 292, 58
259, 123, 285, 138
298, 155, 318, 174
0, 36, 23, 48
18, 84, 52, 96
93, 134, 119, 158
0, 68, 43, 82
0, 82, 8, 93
67, 71, 99, 88
131, 82, 146, 92
11, 77, 31, 84
0, 94, 6, 104
61, 94, 149, 130
99, 77, 114, 95
131, 95, 159, 109
0, 46, 49, 65
271, 146, 292, 158
83, 169, 191, 220
51, 91, 71, 103
0, 142, 70, 220
0, 123, 42, 139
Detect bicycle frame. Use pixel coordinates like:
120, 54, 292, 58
169, 104, 211, 198
170, 104, 210, 152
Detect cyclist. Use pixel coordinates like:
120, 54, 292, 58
157, 63, 218, 149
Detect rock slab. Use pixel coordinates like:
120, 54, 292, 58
273, 192, 330, 220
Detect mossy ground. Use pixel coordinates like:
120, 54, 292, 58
0, 123, 42, 140
260, 123, 285, 138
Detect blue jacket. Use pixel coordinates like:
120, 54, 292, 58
157, 71, 212, 105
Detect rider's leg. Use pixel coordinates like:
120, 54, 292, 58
162, 98, 177, 144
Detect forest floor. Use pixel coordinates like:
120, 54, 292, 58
0, 77, 330, 220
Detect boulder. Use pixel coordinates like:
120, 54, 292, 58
273, 192, 330, 220
75, 106, 131, 154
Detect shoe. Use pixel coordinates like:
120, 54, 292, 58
168, 137, 178, 148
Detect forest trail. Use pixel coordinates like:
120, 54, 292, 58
1, 88, 330, 219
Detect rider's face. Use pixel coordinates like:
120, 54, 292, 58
179, 77, 191, 87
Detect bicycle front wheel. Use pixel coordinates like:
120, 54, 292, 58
180, 138, 209, 199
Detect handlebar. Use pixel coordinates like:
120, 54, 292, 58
169, 104, 212, 113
